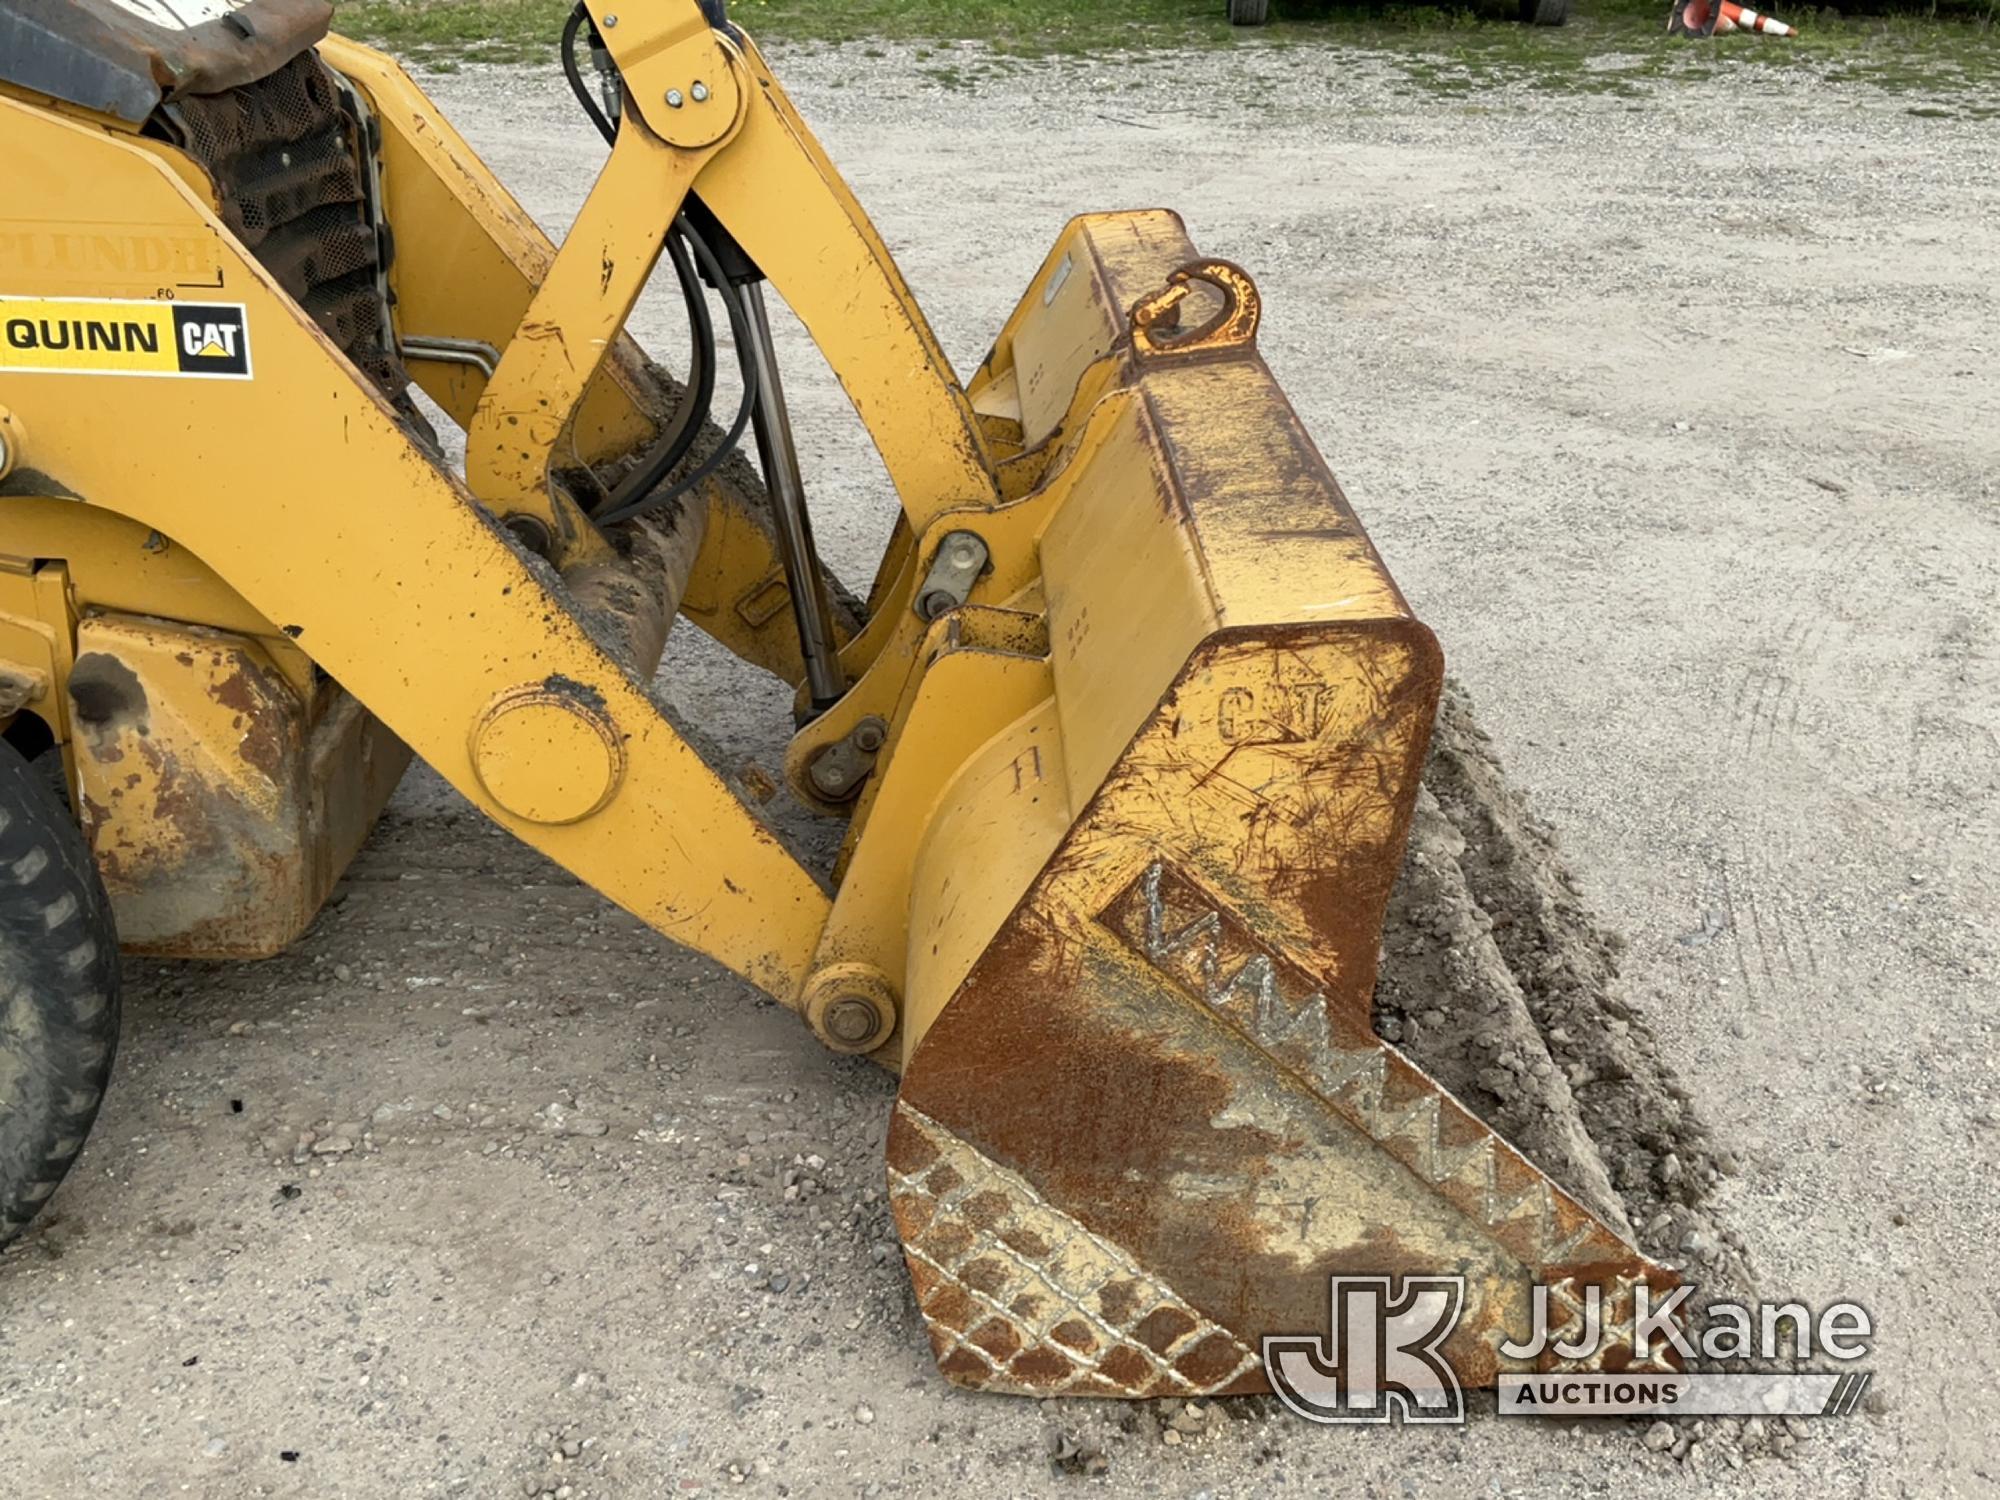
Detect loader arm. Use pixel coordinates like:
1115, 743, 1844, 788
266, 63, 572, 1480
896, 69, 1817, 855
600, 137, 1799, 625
455, 9, 999, 574
0, 83, 834, 999
0, 0, 1677, 1399
448, 4, 1001, 608
1, 0, 1001, 1001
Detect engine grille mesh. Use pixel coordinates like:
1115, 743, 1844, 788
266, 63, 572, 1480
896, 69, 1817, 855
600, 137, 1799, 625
159, 52, 411, 404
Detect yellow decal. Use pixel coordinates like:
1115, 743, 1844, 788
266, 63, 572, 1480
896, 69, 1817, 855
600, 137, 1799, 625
0, 296, 250, 379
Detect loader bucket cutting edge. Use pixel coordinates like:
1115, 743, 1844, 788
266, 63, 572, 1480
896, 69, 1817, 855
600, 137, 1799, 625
886, 733, 1681, 1396
876, 225, 1676, 1399
889, 841, 1681, 1395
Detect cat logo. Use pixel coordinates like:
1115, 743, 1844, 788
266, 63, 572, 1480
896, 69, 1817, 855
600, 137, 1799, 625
0, 296, 251, 379
172, 305, 250, 375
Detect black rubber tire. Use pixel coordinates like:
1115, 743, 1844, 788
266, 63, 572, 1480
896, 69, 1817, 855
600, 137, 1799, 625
0, 740, 120, 1245
1229, 0, 1271, 24
1520, 0, 1569, 23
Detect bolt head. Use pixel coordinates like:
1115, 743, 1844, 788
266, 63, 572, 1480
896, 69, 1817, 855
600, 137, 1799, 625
665, 88, 685, 107
851, 718, 887, 754
919, 590, 955, 621
824, 998, 882, 1046
948, 541, 982, 570
602, 12, 617, 23
809, 753, 852, 796
690, 80, 711, 102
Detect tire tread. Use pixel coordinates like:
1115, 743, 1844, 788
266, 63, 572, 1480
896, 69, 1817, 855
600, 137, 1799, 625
0, 743, 120, 1246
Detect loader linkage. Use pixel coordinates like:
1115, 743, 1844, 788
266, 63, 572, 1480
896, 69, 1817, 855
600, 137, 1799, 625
0, 0, 1671, 1394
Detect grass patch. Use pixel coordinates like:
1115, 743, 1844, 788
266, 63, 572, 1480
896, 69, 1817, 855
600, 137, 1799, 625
332, 0, 1237, 59
331, 0, 2000, 95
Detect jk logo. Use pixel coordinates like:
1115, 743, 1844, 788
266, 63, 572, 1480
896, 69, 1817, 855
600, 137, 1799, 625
1263, 1276, 1466, 1424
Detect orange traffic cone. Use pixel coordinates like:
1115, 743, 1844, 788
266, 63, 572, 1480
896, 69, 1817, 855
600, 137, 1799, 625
1671, 0, 1795, 34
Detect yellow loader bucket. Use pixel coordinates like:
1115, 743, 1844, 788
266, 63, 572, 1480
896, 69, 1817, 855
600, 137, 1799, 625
0, 0, 1679, 1400
864, 215, 1671, 1395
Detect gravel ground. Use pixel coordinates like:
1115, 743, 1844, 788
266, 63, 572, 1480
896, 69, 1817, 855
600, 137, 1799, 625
3, 38, 1996, 1500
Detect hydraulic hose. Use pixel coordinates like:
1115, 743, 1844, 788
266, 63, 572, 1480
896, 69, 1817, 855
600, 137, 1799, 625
560, 3, 728, 520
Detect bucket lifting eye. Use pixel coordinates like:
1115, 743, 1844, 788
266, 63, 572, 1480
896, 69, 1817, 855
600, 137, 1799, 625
1128, 258, 1262, 361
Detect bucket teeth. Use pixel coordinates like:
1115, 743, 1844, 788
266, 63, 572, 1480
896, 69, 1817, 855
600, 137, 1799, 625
890, 1104, 1265, 1397
896, 849, 1671, 1395
1374, 1092, 1449, 1172
1125, 859, 1629, 1269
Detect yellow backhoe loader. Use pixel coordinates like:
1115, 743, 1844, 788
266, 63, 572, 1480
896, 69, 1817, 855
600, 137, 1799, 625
0, 0, 1671, 1396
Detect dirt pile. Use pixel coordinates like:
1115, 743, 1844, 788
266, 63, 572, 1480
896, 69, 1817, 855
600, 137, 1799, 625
1377, 682, 1754, 1296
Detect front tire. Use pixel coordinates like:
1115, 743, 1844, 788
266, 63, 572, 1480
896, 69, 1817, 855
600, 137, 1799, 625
0, 739, 120, 1245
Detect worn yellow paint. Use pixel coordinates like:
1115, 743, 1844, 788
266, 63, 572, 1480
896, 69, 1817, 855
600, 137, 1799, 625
0, 556, 74, 753
583, 0, 744, 150
463, 93, 736, 565
470, 684, 626, 826
0, 16, 1439, 1069
66, 612, 409, 958
0, 503, 411, 953
776, 211, 1204, 795
2, 22, 1671, 1399
0, 501, 291, 666
806, 608, 1058, 1051
314, 36, 657, 463
0, 89, 828, 996
767, 208, 1439, 1079
320, 33, 844, 689
898, 697, 1073, 1065
691, 31, 999, 536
